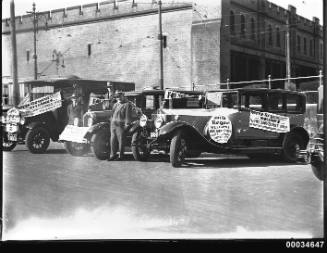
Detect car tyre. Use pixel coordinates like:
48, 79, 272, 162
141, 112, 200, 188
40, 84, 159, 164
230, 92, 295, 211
282, 132, 304, 163
25, 126, 50, 154
64, 141, 89, 156
170, 131, 187, 167
132, 130, 150, 161
91, 130, 110, 160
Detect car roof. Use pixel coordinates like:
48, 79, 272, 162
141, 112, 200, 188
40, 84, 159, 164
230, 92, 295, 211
165, 89, 205, 95
206, 88, 306, 95
125, 89, 165, 97
24, 77, 134, 89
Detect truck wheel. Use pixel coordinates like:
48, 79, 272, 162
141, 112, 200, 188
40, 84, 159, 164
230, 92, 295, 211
282, 132, 304, 163
26, 126, 50, 154
91, 130, 110, 160
132, 131, 150, 161
170, 131, 187, 167
2, 135, 17, 151
64, 141, 89, 156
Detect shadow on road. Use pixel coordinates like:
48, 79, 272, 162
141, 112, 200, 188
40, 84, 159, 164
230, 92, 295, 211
144, 154, 306, 169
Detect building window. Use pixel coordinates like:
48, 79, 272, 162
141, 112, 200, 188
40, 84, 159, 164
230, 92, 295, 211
251, 18, 255, 40
241, 15, 246, 38
297, 35, 301, 52
268, 24, 273, 46
88, 44, 92, 56
230, 11, 235, 34
276, 27, 281, 47
310, 40, 313, 56
303, 38, 307, 55
26, 50, 30, 62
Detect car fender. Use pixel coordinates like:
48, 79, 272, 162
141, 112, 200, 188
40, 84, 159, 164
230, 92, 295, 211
25, 121, 46, 130
84, 122, 110, 139
158, 121, 206, 142
284, 126, 310, 148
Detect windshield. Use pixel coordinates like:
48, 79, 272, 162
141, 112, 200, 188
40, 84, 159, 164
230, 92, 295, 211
206, 91, 238, 109
162, 90, 204, 109
88, 92, 110, 111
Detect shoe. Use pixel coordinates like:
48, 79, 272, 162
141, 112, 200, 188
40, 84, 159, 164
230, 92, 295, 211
116, 155, 124, 161
107, 155, 118, 161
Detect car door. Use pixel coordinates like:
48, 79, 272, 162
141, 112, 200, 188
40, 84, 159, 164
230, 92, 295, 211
234, 91, 280, 140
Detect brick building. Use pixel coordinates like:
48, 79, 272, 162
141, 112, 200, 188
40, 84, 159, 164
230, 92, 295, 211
1, 0, 323, 104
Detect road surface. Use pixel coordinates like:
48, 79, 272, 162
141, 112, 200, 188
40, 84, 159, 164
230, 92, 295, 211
2, 142, 324, 240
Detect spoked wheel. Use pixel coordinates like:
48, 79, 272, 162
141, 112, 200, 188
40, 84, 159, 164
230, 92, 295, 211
64, 141, 89, 156
282, 132, 304, 163
170, 131, 187, 167
91, 129, 110, 160
132, 130, 150, 161
26, 127, 50, 154
2, 134, 17, 151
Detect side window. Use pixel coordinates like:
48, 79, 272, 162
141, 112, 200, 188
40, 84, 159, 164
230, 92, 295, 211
268, 92, 284, 112
145, 95, 155, 110
241, 93, 265, 111
286, 94, 304, 113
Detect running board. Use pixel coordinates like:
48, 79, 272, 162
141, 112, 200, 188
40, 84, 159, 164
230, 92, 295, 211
232, 147, 282, 153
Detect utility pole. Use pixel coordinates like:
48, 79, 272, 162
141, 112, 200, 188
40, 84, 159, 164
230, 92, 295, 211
27, 2, 38, 80
285, 14, 291, 89
158, 0, 164, 90
10, 0, 19, 106
32, 2, 38, 80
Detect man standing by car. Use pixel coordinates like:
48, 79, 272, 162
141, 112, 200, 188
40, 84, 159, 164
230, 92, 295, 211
108, 92, 139, 161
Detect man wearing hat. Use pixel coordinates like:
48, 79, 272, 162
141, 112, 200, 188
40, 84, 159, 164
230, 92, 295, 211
108, 91, 139, 161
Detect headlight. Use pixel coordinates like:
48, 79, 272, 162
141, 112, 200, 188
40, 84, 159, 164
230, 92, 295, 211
74, 118, 79, 126
139, 114, 147, 127
20, 117, 25, 125
154, 116, 164, 129
87, 117, 93, 127
1, 116, 6, 123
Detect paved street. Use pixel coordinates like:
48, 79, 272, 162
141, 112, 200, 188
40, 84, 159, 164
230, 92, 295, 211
2, 142, 324, 240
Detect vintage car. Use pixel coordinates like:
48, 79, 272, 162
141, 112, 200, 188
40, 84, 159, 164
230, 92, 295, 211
2, 77, 133, 154
2, 77, 78, 153
310, 84, 325, 181
58, 81, 135, 156
90, 89, 165, 160
132, 88, 310, 167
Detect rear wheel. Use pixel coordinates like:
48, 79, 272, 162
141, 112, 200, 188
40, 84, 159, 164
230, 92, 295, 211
64, 141, 89, 156
170, 131, 187, 167
282, 132, 304, 163
132, 131, 150, 161
91, 129, 110, 160
26, 126, 50, 154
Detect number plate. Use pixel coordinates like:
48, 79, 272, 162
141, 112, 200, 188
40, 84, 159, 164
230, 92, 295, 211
150, 132, 158, 138
6, 124, 19, 133
8, 133, 17, 141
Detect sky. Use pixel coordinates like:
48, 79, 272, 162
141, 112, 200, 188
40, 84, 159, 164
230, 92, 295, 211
1, 0, 324, 24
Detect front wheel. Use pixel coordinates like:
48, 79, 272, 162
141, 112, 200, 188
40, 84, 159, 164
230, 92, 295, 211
132, 131, 150, 161
25, 126, 50, 154
170, 131, 187, 167
282, 132, 304, 163
64, 141, 89, 156
91, 130, 110, 160
2, 134, 17, 151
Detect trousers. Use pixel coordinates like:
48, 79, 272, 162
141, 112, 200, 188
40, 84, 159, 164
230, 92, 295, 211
110, 124, 126, 157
